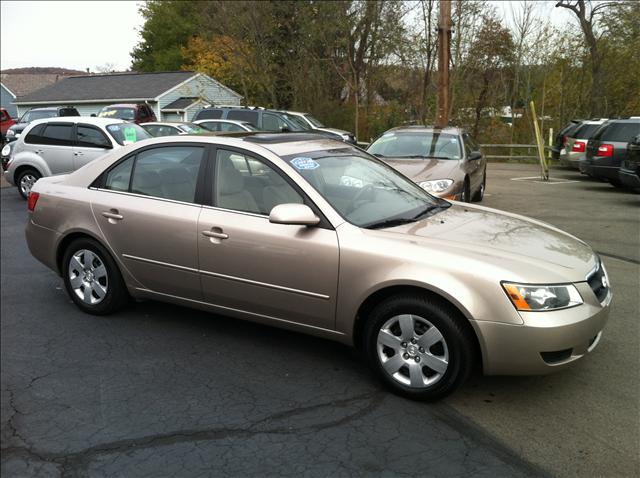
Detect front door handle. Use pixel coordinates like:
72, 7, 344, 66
74, 151, 84, 156
202, 230, 228, 240
35, 149, 44, 154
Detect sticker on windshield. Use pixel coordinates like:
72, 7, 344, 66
123, 127, 137, 143
290, 157, 319, 170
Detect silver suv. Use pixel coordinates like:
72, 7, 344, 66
3, 117, 151, 198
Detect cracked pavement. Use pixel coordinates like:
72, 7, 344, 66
2, 164, 638, 477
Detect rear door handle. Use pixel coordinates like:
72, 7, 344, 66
35, 149, 44, 154
202, 230, 228, 239
102, 211, 124, 220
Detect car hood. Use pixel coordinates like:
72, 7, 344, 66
9, 123, 28, 133
316, 127, 352, 136
378, 157, 462, 182
372, 202, 596, 280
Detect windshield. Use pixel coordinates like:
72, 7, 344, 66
284, 150, 448, 228
99, 107, 136, 121
106, 123, 152, 145
304, 115, 325, 128
21, 110, 56, 123
281, 114, 308, 131
176, 123, 206, 134
368, 132, 462, 160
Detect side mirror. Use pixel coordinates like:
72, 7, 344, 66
269, 203, 320, 226
469, 151, 482, 161
90, 113, 97, 117
280, 125, 291, 133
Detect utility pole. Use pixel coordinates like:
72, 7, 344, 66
435, 0, 451, 129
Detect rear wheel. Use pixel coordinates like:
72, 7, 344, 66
16, 168, 41, 200
62, 238, 128, 315
609, 178, 625, 189
461, 177, 471, 203
363, 294, 475, 400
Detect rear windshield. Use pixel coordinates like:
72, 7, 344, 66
305, 115, 325, 128
21, 110, 57, 122
99, 107, 136, 121
368, 132, 462, 160
560, 122, 581, 136
106, 123, 152, 145
598, 122, 640, 143
573, 123, 602, 139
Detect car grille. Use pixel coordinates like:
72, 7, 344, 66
587, 258, 609, 304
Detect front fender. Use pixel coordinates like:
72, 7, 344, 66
9, 152, 52, 180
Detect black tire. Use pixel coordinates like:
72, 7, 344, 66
62, 238, 129, 315
362, 294, 476, 401
609, 178, 625, 189
16, 168, 41, 200
472, 170, 486, 202
461, 177, 471, 203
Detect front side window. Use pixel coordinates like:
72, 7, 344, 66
368, 132, 462, 160
214, 149, 303, 215
227, 110, 259, 125
283, 150, 448, 228
198, 121, 220, 132
77, 125, 111, 148
304, 115, 325, 128
104, 146, 204, 203
40, 124, 74, 146
106, 123, 152, 145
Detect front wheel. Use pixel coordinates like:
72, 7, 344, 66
62, 238, 128, 315
363, 294, 476, 400
472, 170, 486, 202
16, 168, 41, 200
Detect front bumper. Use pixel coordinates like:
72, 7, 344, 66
619, 168, 640, 190
473, 282, 610, 375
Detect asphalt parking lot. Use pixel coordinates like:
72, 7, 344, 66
1, 163, 639, 478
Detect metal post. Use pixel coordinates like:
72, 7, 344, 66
548, 127, 553, 159
530, 101, 549, 180
435, 0, 451, 129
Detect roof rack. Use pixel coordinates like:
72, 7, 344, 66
243, 132, 332, 144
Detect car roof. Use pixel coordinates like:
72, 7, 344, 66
102, 104, 140, 108
28, 116, 127, 127
382, 125, 464, 135
194, 119, 248, 124
141, 122, 192, 126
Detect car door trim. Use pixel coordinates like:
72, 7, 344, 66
92, 188, 204, 209
134, 287, 341, 335
123, 253, 330, 300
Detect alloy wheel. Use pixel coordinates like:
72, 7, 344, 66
19, 173, 38, 197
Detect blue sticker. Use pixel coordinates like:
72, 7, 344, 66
290, 157, 319, 170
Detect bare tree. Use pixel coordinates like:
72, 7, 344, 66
555, 0, 615, 116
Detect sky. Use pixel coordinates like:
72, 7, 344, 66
0, 1, 578, 72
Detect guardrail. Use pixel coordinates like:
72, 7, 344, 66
480, 144, 551, 161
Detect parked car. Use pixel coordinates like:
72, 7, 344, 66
281, 110, 357, 144
366, 126, 486, 202
581, 118, 640, 187
618, 134, 640, 191
25, 133, 610, 400
4, 106, 80, 142
193, 106, 330, 138
141, 122, 207, 137
194, 119, 260, 133
3, 117, 151, 199
559, 119, 607, 169
98, 103, 157, 124
552, 120, 582, 160
1, 107, 16, 142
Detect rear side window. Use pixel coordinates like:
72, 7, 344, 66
105, 146, 204, 203
226, 110, 258, 125
198, 121, 220, 131
220, 122, 244, 132
262, 113, 286, 132
77, 125, 111, 148
195, 109, 223, 120
28, 124, 74, 146
601, 122, 640, 143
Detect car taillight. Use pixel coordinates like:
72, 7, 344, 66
27, 191, 39, 212
597, 144, 614, 157
572, 140, 586, 153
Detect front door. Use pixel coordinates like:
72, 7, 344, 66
90, 144, 206, 300
73, 124, 113, 169
198, 147, 339, 330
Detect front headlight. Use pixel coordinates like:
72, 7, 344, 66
419, 179, 453, 193
1, 144, 11, 156
502, 282, 583, 311
6, 129, 15, 137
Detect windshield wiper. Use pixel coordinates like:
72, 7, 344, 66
411, 204, 443, 220
395, 155, 452, 160
365, 217, 416, 230
372, 153, 386, 157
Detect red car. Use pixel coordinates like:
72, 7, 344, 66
1, 108, 16, 141
97, 103, 157, 124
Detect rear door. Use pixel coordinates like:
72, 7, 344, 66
91, 143, 207, 299
25, 122, 75, 174
197, 146, 339, 330
73, 124, 114, 168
